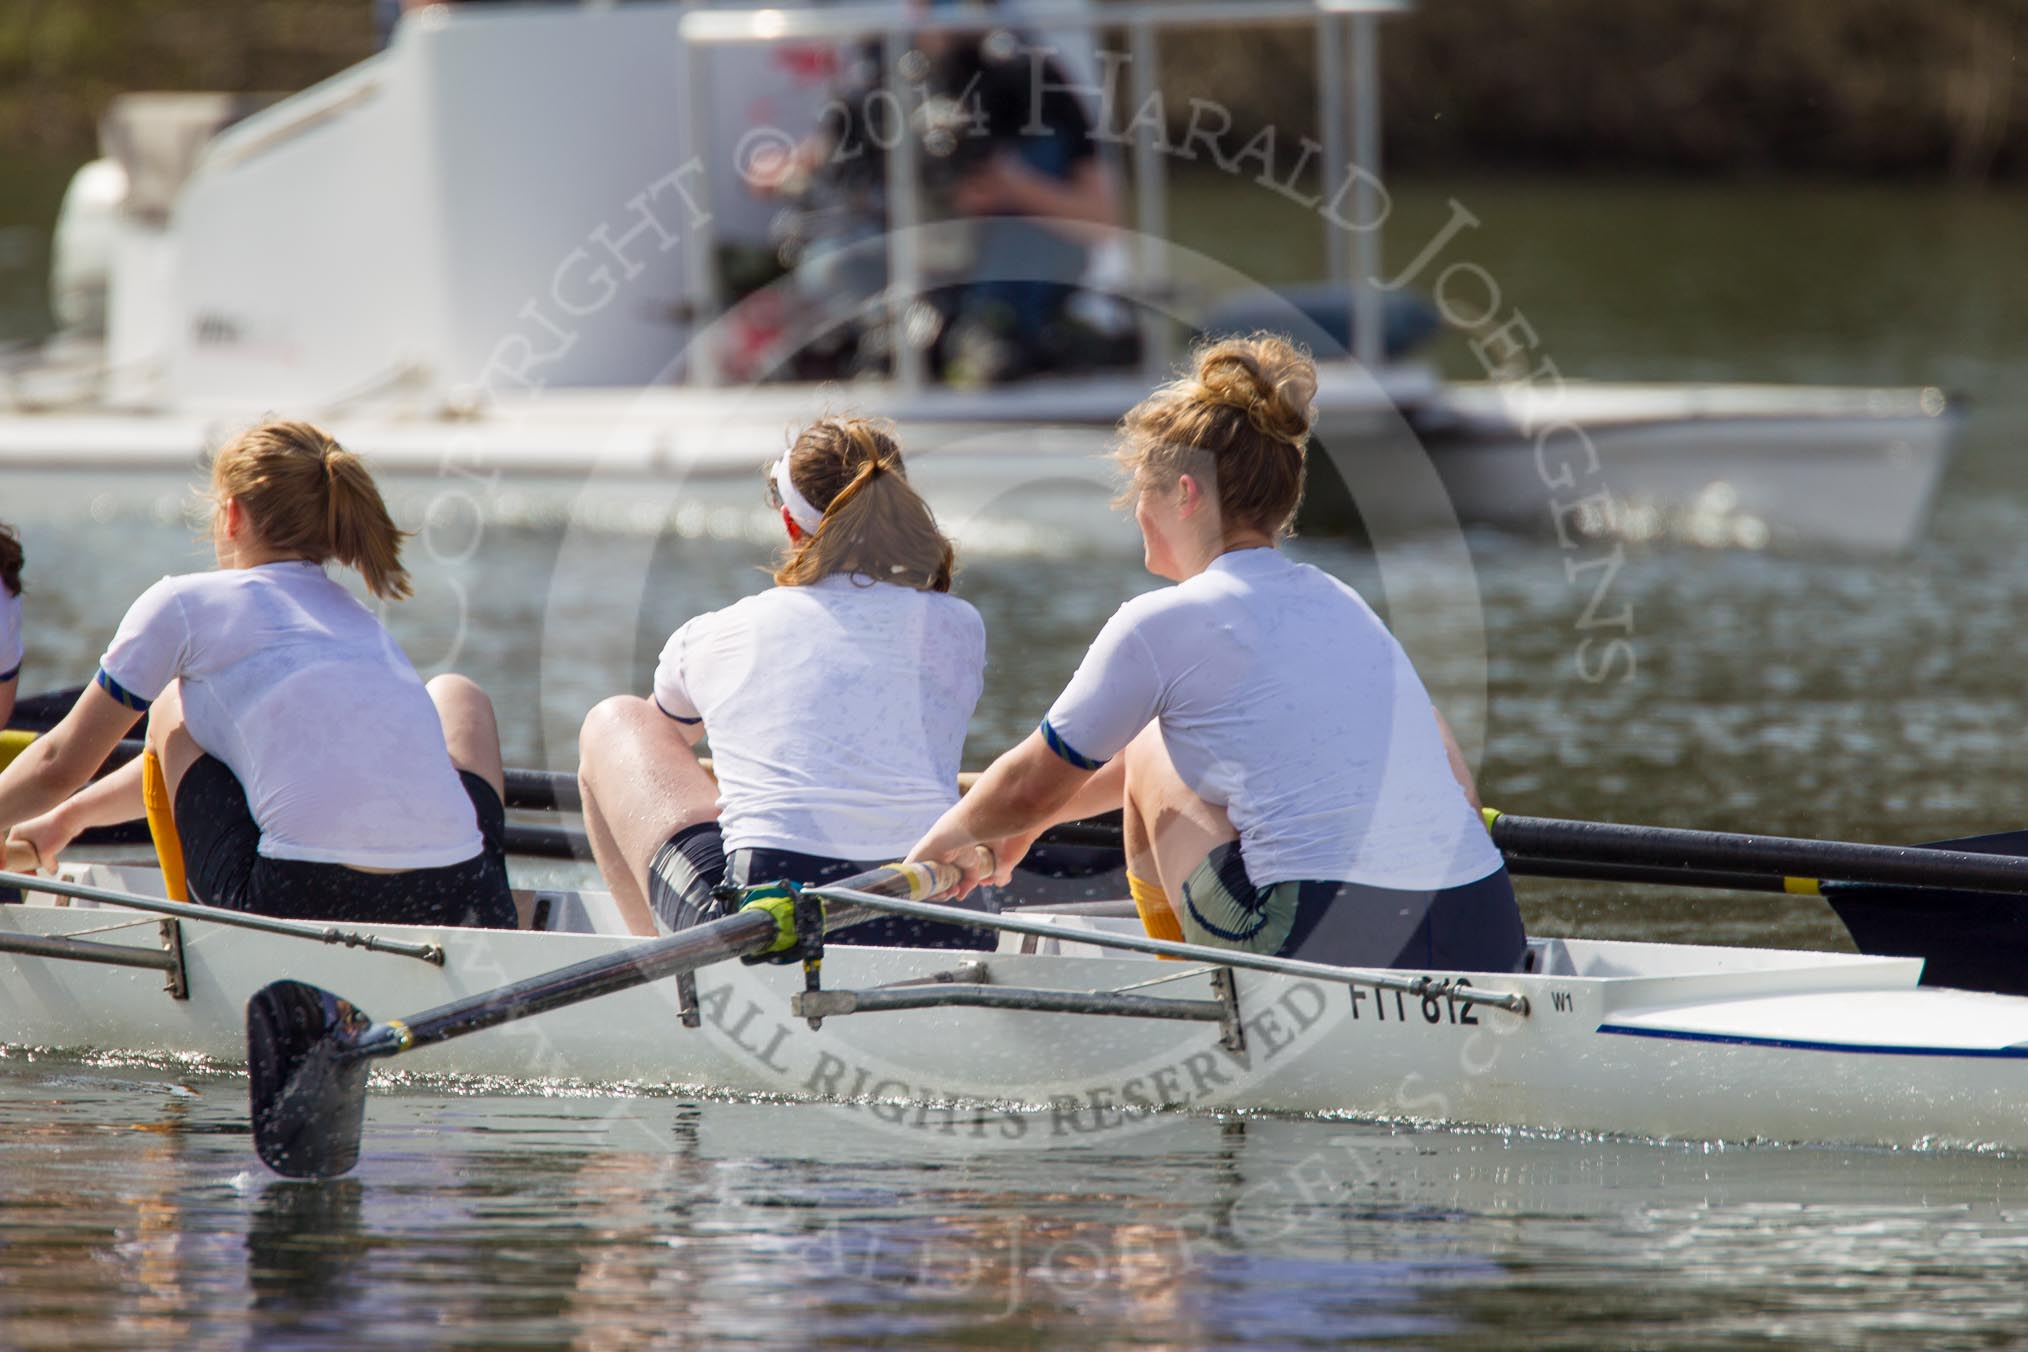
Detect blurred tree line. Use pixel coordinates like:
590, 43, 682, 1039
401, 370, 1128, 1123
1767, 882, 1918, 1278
0, 0, 374, 158
1, 0, 2018, 179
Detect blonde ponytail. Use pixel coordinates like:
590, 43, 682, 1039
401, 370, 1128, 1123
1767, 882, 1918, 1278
771, 417, 956, 592
210, 420, 414, 600
322, 446, 412, 600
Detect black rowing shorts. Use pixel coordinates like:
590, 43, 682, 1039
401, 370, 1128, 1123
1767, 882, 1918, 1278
647, 821, 995, 950
175, 753, 516, 929
1179, 840, 1527, 972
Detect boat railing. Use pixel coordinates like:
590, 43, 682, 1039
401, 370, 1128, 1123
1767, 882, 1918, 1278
188, 60, 388, 186
675, 0, 1408, 392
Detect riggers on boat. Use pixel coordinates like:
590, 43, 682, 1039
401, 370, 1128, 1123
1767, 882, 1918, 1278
6, 861, 2028, 1157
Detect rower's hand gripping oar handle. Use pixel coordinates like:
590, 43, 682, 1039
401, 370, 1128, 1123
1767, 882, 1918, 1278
245, 856, 969, 1180
3, 837, 39, 875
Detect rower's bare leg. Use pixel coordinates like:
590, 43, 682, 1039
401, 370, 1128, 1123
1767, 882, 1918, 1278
1122, 722, 1238, 929
427, 673, 507, 804
144, 681, 206, 803
577, 695, 718, 937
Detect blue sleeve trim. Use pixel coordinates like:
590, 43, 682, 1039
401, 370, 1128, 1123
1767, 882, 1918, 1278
0, 663, 17, 685
654, 696, 702, 725
1040, 719, 1105, 772
95, 667, 151, 712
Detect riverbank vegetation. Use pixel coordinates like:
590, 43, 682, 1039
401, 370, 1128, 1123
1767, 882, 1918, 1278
0, 0, 2017, 178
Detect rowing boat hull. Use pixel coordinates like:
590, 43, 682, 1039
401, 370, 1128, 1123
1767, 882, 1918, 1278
5, 882, 2028, 1154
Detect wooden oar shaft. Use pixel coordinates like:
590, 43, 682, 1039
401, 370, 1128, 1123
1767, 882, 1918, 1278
1490, 812, 2028, 896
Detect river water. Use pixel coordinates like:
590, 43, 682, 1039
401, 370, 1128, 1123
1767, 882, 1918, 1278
6, 167, 2028, 1345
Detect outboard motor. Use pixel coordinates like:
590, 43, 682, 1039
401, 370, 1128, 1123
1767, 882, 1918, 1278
49, 158, 127, 337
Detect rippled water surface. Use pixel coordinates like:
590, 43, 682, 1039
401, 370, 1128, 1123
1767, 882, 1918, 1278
7, 172, 2028, 1345
11, 1063, 2028, 1350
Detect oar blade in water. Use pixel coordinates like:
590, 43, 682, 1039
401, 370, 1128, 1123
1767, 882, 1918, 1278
247, 980, 375, 1179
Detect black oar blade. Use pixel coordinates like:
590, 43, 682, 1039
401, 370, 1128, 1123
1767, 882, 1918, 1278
1826, 830, 2028, 997
247, 980, 375, 1180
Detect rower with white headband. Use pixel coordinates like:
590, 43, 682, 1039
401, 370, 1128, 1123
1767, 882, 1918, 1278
767, 455, 826, 536
575, 416, 991, 946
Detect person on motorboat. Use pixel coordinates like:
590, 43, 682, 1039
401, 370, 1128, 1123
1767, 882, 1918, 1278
908, 334, 1528, 972
576, 416, 993, 945
750, 0, 1124, 385
0, 421, 516, 929
0, 523, 22, 730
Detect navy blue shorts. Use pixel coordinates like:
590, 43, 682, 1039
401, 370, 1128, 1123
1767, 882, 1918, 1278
174, 753, 516, 929
1179, 841, 1527, 972
648, 821, 995, 950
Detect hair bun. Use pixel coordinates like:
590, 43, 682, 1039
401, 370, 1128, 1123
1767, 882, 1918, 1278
1195, 334, 1317, 447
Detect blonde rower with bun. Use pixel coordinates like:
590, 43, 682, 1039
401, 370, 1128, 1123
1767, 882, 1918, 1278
0, 421, 516, 928
911, 334, 1527, 972
577, 416, 991, 945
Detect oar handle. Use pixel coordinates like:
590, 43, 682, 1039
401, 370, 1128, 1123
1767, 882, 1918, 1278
1487, 810, 2028, 896
3, 838, 39, 875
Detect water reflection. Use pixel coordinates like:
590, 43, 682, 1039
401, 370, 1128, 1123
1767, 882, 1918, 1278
11, 1062, 2028, 1346
246, 1181, 365, 1334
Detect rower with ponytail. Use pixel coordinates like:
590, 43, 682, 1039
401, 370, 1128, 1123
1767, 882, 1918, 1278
0, 420, 515, 929
913, 332, 1529, 976
578, 415, 989, 946
0, 522, 24, 728
769, 417, 955, 592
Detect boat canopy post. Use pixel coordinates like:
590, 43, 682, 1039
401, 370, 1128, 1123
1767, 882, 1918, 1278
883, 26, 930, 393
1128, 17, 1171, 379
1318, 12, 1349, 296
674, 0, 1411, 389
1348, 8, 1383, 370
679, 30, 721, 386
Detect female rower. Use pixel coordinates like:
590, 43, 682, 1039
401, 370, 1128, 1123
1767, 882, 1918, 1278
0, 421, 515, 929
577, 416, 990, 944
0, 523, 21, 729
910, 334, 1527, 972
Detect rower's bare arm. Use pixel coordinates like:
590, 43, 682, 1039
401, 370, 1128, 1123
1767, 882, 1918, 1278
1034, 754, 1125, 827
1433, 706, 1482, 813
0, 684, 142, 832
910, 730, 1096, 890
5, 757, 145, 866
954, 731, 1094, 838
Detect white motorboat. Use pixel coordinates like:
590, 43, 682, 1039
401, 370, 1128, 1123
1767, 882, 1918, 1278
0, 0, 1958, 554
4, 860, 2027, 1158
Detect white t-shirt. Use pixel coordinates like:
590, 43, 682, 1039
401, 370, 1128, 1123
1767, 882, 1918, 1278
97, 562, 483, 868
1042, 548, 1501, 892
0, 587, 21, 683
654, 575, 985, 859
